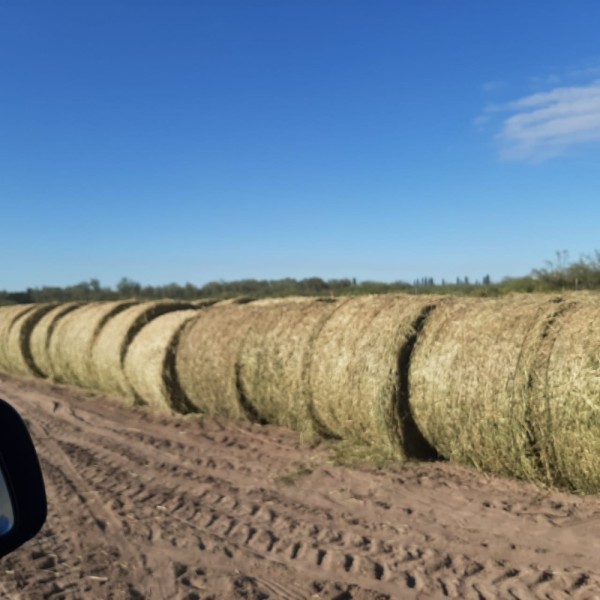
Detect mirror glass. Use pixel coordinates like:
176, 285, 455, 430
0, 466, 14, 536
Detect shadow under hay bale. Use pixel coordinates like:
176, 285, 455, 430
409, 294, 568, 482
29, 302, 83, 377
124, 309, 199, 412
237, 297, 341, 435
91, 300, 196, 399
48, 301, 138, 388
308, 294, 440, 461
0, 304, 38, 373
5, 303, 58, 376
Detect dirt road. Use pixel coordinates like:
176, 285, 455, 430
1, 374, 599, 599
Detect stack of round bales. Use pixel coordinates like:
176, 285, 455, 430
543, 295, 600, 493
47, 301, 138, 387
307, 294, 439, 460
29, 302, 83, 377
237, 297, 343, 433
409, 294, 569, 482
0, 304, 38, 374
3, 303, 58, 376
124, 308, 199, 412
90, 300, 195, 400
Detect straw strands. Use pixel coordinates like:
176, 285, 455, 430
409, 294, 568, 480
0, 304, 38, 373
308, 294, 439, 460
91, 301, 195, 398
124, 309, 198, 411
29, 302, 83, 377
48, 301, 138, 387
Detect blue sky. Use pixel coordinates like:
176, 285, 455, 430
2, 1, 600, 289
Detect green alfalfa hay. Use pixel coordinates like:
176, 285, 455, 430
541, 294, 600, 493
29, 302, 83, 377
308, 294, 440, 462
0, 304, 38, 373
409, 294, 568, 482
236, 297, 341, 436
124, 309, 198, 412
4, 303, 58, 376
176, 298, 316, 420
48, 300, 138, 387
90, 300, 196, 399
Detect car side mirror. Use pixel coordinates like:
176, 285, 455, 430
0, 399, 47, 559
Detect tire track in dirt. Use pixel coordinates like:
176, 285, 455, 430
1, 374, 600, 599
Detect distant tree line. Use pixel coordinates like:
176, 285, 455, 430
2, 251, 600, 305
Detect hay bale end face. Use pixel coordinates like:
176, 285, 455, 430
91, 300, 196, 399
409, 294, 567, 481
308, 294, 439, 461
124, 309, 198, 412
5, 304, 58, 376
29, 302, 83, 377
48, 301, 138, 387
544, 298, 600, 493
237, 297, 340, 433
0, 304, 38, 373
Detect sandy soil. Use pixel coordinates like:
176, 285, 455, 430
0, 374, 599, 599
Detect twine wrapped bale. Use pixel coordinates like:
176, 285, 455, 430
237, 297, 341, 433
4, 303, 58, 376
0, 304, 38, 373
90, 300, 195, 398
409, 294, 568, 481
543, 296, 600, 493
29, 302, 83, 377
48, 301, 138, 387
124, 309, 198, 412
308, 294, 439, 461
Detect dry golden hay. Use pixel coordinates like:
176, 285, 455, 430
237, 297, 343, 432
308, 294, 440, 461
124, 309, 198, 411
48, 300, 138, 387
29, 302, 84, 377
409, 294, 569, 481
542, 295, 600, 493
90, 300, 196, 399
0, 304, 38, 373
4, 303, 59, 377
175, 298, 319, 420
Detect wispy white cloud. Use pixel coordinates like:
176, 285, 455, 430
492, 80, 600, 162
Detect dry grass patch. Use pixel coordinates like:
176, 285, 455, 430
124, 309, 198, 411
91, 300, 195, 399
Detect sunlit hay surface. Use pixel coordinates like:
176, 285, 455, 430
91, 300, 195, 399
0, 304, 38, 373
176, 299, 311, 420
237, 297, 340, 435
544, 297, 600, 493
308, 294, 439, 462
48, 301, 138, 387
124, 309, 198, 412
5, 304, 58, 376
409, 294, 567, 481
29, 302, 83, 377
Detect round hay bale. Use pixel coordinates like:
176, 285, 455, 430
5, 303, 58, 376
29, 302, 84, 377
409, 294, 567, 481
543, 296, 600, 493
308, 294, 439, 461
237, 297, 341, 433
124, 309, 198, 412
90, 300, 196, 399
0, 304, 38, 373
176, 298, 317, 420
48, 301, 138, 387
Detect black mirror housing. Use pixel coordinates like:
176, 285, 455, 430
0, 399, 47, 559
